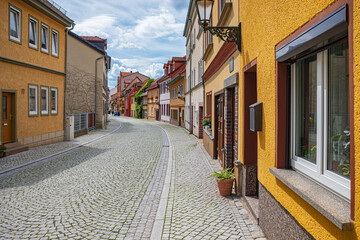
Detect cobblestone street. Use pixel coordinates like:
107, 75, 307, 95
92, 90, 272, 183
0, 117, 265, 240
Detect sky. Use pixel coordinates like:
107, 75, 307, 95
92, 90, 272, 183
56, 0, 190, 89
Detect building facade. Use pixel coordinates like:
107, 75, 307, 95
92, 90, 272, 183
184, 0, 205, 138
66, 32, 111, 129
202, 0, 240, 172
168, 63, 186, 128
147, 80, 160, 120
236, 0, 360, 239
0, 0, 73, 148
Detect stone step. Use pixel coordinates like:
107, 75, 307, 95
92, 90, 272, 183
3, 143, 29, 157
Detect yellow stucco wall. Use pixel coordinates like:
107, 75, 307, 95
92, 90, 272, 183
239, 0, 359, 239
204, 0, 240, 138
0, 0, 68, 143
0, 0, 66, 73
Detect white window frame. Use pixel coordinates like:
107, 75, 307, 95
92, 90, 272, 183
28, 16, 38, 49
40, 86, 49, 115
41, 23, 50, 54
9, 4, 22, 43
28, 85, 38, 116
50, 87, 58, 115
290, 50, 350, 199
51, 28, 59, 57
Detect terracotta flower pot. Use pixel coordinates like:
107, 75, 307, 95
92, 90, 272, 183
217, 178, 234, 196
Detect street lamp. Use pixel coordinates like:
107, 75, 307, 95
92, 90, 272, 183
195, 0, 241, 52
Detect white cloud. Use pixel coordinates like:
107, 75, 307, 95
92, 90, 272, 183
74, 15, 117, 37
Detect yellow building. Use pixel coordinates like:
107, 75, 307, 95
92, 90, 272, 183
237, 0, 359, 239
168, 65, 186, 128
0, 0, 73, 148
202, 0, 240, 170
199, 0, 360, 238
147, 80, 160, 120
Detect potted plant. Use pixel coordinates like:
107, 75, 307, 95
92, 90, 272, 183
202, 114, 211, 130
210, 168, 234, 196
0, 144, 6, 158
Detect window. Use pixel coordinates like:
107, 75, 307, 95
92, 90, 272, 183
50, 87, 58, 115
291, 40, 350, 198
206, 92, 212, 116
41, 23, 49, 53
198, 60, 204, 83
29, 16, 38, 49
205, 18, 213, 49
9, 4, 21, 43
51, 29, 59, 57
172, 109, 178, 121
40, 86, 49, 115
29, 85, 38, 116
151, 107, 154, 115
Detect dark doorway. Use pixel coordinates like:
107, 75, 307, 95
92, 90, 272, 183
243, 63, 258, 197
215, 93, 225, 168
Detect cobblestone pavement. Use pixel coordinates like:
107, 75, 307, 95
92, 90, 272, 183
0, 118, 121, 173
157, 123, 266, 240
0, 116, 266, 239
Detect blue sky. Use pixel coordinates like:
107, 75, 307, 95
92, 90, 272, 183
56, 0, 190, 88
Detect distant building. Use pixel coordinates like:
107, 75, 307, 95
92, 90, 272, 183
168, 63, 186, 128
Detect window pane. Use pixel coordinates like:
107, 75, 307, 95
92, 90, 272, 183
327, 41, 350, 178
29, 21, 35, 45
295, 54, 317, 164
52, 32, 57, 55
41, 27, 47, 49
10, 10, 18, 38
29, 88, 36, 112
51, 90, 56, 111
3, 96, 7, 120
41, 89, 47, 111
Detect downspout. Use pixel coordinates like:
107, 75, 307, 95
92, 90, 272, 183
189, 18, 192, 134
95, 56, 104, 130
64, 22, 75, 132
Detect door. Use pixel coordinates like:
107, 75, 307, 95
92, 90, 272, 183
2, 93, 13, 143
217, 94, 225, 167
178, 107, 181, 126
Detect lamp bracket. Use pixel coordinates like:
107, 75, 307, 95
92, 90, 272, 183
204, 23, 241, 52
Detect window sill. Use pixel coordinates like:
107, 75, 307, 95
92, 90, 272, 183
204, 127, 214, 140
270, 168, 352, 231
203, 43, 213, 61
217, 2, 232, 27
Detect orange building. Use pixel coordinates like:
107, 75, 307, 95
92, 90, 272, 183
168, 64, 186, 127
146, 79, 160, 120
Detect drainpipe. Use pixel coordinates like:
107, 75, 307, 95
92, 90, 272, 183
188, 18, 192, 134
95, 56, 103, 129
64, 22, 75, 132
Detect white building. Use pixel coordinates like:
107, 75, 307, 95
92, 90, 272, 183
184, 0, 204, 138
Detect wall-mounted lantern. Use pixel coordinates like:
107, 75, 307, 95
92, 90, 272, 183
249, 102, 262, 132
195, 0, 241, 52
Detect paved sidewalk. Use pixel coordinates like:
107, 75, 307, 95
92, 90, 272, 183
0, 116, 121, 174
157, 123, 266, 240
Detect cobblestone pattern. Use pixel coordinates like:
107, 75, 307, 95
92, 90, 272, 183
159, 123, 266, 240
0, 117, 163, 239
0, 117, 121, 173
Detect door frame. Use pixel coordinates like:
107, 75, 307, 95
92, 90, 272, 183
1, 89, 17, 143
214, 89, 225, 167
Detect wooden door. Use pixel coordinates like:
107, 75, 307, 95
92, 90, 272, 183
2, 93, 13, 143
178, 108, 181, 126
217, 94, 224, 166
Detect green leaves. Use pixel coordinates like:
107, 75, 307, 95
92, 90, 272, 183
210, 168, 234, 181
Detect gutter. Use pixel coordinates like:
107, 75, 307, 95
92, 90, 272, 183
95, 56, 104, 129
64, 22, 74, 135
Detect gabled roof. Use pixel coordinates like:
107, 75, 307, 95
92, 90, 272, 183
81, 36, 107, 44
172, 57, 186, 62
69, 31, 105, 55
146, 78, 160, 90
120, 72, 132, 77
